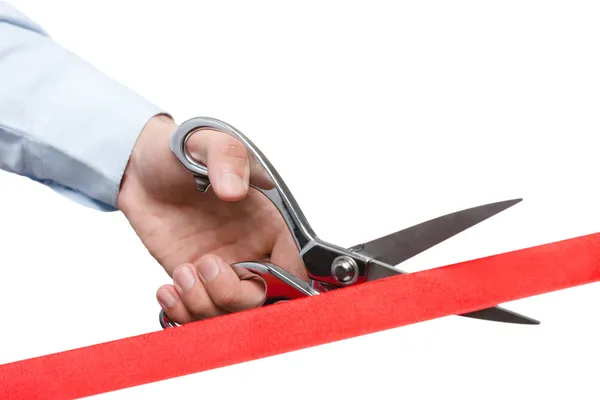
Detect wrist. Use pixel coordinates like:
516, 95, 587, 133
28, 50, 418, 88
117, 114, 178, 214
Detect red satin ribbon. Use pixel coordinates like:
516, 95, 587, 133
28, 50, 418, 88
2, 232, 600, 399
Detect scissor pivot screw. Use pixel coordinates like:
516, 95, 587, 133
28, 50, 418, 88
331, 256, 359, 285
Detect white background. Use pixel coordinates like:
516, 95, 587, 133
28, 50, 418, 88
1, 1, 600, 398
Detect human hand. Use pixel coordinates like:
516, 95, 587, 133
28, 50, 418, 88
117, 115, 305, 324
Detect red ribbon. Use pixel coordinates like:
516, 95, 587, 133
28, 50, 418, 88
1, 232, 600, 399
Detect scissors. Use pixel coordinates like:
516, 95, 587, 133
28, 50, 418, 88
159, 117, 540, 328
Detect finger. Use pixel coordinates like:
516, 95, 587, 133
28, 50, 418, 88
171, 262, 227, 320
156, 284, 196, 325
185, 128, 275, 193
205, 134, 251, 201
196, 254, 267, 313
186, 129, 250, 201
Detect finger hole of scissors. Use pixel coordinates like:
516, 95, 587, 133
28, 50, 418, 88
181, 128, 210, 176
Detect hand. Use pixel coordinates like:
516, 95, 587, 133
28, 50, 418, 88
117, 115, 305, 324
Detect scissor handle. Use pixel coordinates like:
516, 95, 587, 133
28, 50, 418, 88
170, 117, 240, 192
237, 261, 321, 297
170, 117, 317, 250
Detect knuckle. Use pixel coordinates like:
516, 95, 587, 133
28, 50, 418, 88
189, 305, 213, 320
187, 302, 204, 315
215, 289, 238, 309
186, 295, 212, 317
185, 295, 213, 318
219, 141, 247, 163
163, 308, 190, 325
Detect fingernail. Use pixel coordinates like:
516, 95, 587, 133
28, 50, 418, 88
221, 173, 246, 194
157, 289, 177, 308
198, 257, 220, 282
174, 266, 196, 292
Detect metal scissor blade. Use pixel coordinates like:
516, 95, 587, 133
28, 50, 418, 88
365, 260, 540, 325
461, 306, 539, 325
351, 199, 522, 266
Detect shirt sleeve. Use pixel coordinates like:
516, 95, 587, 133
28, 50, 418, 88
0, 2, 168, 211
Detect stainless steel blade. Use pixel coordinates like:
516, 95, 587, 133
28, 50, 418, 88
459, 306, 539, 325
365, 259, 540, 325
350, 199, 522, 266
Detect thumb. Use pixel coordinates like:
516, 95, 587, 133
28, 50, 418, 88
187, 129, 250, 201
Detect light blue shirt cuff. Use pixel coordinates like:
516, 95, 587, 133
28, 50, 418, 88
0, 2, 167, 211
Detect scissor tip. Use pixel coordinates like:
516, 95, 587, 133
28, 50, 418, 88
504, 313, 540, 325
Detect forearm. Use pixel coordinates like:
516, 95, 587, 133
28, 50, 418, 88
0, 2, 167, 211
